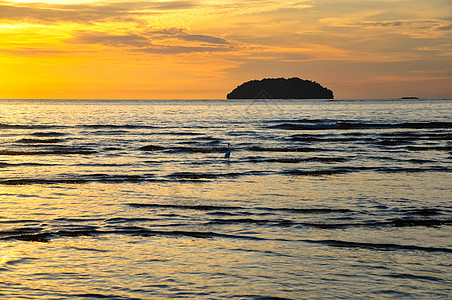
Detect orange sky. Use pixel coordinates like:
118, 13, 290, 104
0, 0, 451, 99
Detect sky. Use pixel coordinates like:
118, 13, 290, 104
0, 0, 451, 99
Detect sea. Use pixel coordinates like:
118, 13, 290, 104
0, 98, 451, 299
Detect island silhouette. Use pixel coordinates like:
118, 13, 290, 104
227, 77, 334, 99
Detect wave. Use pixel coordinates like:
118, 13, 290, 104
128, 203, 243, 210
375, 167, 451, 173
289, 132, 452, 145
140, 145, 226, 153
75, 293, 141, 300
206, 218, 296, 226
385, 273, 446, 283
80, 174, 152, 182
249, 146, 317, 152
0, 219, 41, 224
387, 218, 452, 227
284, 166, 451, 176
377, 139, 413, 146
406, 146, 452, 151
1, 165, 449, 185
309, 239, 452, 253
208, 218, 452, 229
17, 138, 63, 144
0, 123, 162, 131
127, 203, 352, 215
86, 130, 130, 135
80, 124, 156, 129
168, 146, 228, 153
252, 157, 306, 164
0, 162, 55, 168
0, 149, 96, 155
104, 217, 159, 224
0, 123, 57, 130
268, 121, 452, 131
272, 207, 352, 213
0, 179, 90, 185
139, 145, 319, 154
162, 131, 205, 136
0, 173, 233, 185
289, 135, 370, 142
169, 172, 242, 180
0, 227, 241, 243
31, 131, 67, 137
74, 163, 134, 167
405, 208, 445, 216
300, 218, 452, 229
382, 132, 452, 141
3, 120, 451, 133
139, 145, 166, 151
3, 224, 451, 255
284, 169, 351, 176
0, 174, 157, 185
246, 156, 348, 163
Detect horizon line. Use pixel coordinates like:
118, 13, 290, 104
1, 97, 451, 101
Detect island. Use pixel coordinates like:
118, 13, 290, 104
227, 77, 334, 99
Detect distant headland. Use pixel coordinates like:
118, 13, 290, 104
226, 77, 334, 99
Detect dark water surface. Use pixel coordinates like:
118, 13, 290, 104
0, 99, 451, 299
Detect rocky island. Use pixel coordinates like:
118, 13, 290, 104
227, 77, 334, 99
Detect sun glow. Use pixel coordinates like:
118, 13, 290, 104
6, 0, 101, 3
0, 0, 451, 99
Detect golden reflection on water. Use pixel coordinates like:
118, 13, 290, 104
1, 99, 451, 298
0, 179, 450, 298
0, 246, 28, 266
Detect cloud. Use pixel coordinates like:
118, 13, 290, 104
138, 45, 233, 54
2, 47, 69, 57
68, 29, 232, 54
359, 19, 452, 38
148, 28, 229, 45
72, 31, 151, 47
438, 24, 452, 31
179, 34, 228, 45
0, 1, 196, 24
322, 17, 452, 38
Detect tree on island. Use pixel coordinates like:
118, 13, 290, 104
227, 77, 334, 99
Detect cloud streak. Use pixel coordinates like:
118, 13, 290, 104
149, 28, 229, 45
322, 18, 452, 38
68, 29, 232, 54
0, 1, 196, 23
138, 45, 233, 54
72, 32, 151, 47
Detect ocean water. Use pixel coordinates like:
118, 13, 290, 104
0, 98, 451, 299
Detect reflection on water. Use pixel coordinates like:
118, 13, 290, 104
0, 99, 451, 299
